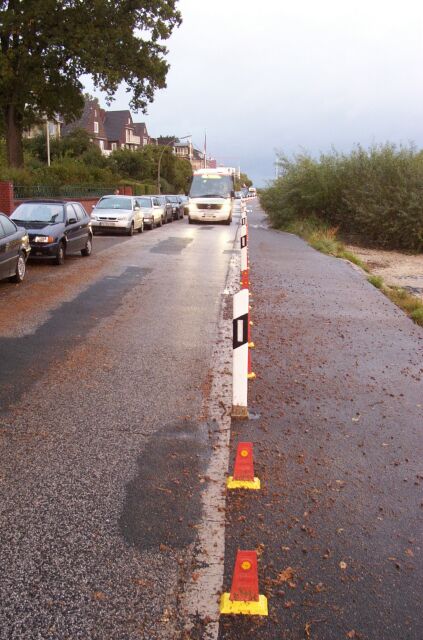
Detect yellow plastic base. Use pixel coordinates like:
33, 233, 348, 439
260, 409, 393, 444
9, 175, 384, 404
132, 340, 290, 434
226, 476, 261, 490
220, 592, 268, 616
248, 341, 255, 348
247, 372, 256, 380
231, 405, 249, 419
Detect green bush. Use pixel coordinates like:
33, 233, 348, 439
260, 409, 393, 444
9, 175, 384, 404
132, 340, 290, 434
262, 144, 423, 252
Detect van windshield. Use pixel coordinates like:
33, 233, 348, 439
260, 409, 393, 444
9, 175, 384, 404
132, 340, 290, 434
189, 174, 233, 198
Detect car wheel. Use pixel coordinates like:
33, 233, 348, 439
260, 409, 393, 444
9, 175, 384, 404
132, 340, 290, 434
138, 221, 144, 233
150, 219, 155, 230
55, 241, 66, 265
81, 235, 92, 256
225, 216, 232, 225
162, 216, 166, 225
127, 223, 134, 236
10, 252, 26, 283
188, 216, 194, 224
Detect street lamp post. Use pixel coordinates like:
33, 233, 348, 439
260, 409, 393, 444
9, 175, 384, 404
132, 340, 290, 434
157, 134, 191, 194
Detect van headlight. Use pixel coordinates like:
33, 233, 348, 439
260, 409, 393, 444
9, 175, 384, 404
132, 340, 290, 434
189, 204, 197, 213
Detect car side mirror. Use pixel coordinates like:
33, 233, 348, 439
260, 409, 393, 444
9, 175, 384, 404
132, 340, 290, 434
67, 217, 77, 225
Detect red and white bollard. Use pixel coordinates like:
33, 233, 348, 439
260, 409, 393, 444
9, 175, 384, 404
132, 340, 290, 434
232, 289, 249, 419
240, 225, 249, 289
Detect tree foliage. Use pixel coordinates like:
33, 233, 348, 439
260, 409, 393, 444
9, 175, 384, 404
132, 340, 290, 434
235, 172, 253, 190
261, 144, 423, 252
0, 0, 181, 166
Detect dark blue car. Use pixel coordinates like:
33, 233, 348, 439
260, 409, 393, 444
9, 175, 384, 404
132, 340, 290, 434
11, 200, 93, 265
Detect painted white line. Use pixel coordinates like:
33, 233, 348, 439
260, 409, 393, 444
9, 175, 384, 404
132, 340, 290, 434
181, 251, 240, 640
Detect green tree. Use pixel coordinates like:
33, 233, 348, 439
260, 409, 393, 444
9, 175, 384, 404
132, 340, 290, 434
0, 1, 181, 167
235, 172, 253, 190
157, 135, 179, 145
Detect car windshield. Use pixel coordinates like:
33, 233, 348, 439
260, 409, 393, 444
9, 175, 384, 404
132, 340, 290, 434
138, 198, 152, 208
189, 174, 233, 198
96, 197, 132, 210
11, 203, 64, 223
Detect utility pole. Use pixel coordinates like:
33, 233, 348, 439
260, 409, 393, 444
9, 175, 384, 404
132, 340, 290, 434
46, 119, 51, 167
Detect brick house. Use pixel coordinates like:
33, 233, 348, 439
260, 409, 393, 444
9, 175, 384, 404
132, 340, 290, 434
61, 98, 108, 152
62, 98, 151, 154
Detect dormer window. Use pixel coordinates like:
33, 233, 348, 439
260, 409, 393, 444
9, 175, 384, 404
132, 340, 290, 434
94, 121, 99, 134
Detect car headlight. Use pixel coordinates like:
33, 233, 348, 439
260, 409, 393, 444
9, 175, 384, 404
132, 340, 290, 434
34, 235, 54, 243
91, 214, 97, 220
188, 204, 197, 213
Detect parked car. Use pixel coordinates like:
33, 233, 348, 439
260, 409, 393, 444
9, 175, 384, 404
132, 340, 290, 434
0, 212, 31, 283
165, 195, 184, 220
91, 195, 144, 236
179, 195, 189, 215
152, 195, 173, 223
10, 200, 92, 265
137, 196, 163, 229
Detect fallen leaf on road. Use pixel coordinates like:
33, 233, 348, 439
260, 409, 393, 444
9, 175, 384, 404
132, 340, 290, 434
276, 567, 294, 583
346, 631, 357, 638
305, 622, 311, 638
339, 561, 347, 570
405, 548, 414, 557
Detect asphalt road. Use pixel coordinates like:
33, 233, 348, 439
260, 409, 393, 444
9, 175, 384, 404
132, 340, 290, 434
2, 201, 422, 640
219, 203, 423, 640
0, 215, 239, 639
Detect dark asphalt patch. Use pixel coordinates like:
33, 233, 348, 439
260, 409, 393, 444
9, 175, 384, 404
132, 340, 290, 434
0, 266, 151, 416
198, 226, 214, 230
150, 237, 193, 254
92, 235, 131, 253
119, 420, 210, 550
223, 250, 240, 254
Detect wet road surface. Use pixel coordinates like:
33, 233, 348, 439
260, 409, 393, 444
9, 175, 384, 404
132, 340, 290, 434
219, 203, 423, 640
0, 216, 238, 639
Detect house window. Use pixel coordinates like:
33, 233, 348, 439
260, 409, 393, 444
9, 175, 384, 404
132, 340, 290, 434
94, 121, 99, 134
111, 142, 117, 151
94, 110, 97, 118
99, 140, 104, 150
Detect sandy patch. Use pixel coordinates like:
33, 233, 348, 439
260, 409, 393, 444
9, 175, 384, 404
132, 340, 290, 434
345, 245, 423, 299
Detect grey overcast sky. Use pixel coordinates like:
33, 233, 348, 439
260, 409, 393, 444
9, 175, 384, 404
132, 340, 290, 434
85, 0, 423, 186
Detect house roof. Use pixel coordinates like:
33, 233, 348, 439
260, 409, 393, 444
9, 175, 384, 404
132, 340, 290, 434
133, 122, 149, 138
104, 110, 133, 141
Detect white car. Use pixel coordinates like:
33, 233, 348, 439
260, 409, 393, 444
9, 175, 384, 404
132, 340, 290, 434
137, 196, 163, 229
91, 195, 144, 236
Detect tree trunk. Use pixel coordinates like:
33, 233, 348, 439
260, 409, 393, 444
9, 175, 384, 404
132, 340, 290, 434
4, 105, 24, 168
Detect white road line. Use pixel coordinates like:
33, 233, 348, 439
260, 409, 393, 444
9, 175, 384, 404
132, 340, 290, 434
181, 251, 240, 639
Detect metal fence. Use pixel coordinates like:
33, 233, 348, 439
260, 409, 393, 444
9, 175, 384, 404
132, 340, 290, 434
13, 185, 118, 200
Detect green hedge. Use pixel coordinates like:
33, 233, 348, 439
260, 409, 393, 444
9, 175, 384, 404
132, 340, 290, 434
261, 144, 423, 252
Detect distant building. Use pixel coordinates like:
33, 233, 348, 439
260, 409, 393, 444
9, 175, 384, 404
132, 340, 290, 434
61, 98, 108, 151
61, 98, 151, 154
24, 115, 63, 140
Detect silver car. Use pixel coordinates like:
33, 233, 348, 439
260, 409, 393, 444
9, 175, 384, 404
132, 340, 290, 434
91, 195, 144, 236
138, 196, 164, 229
